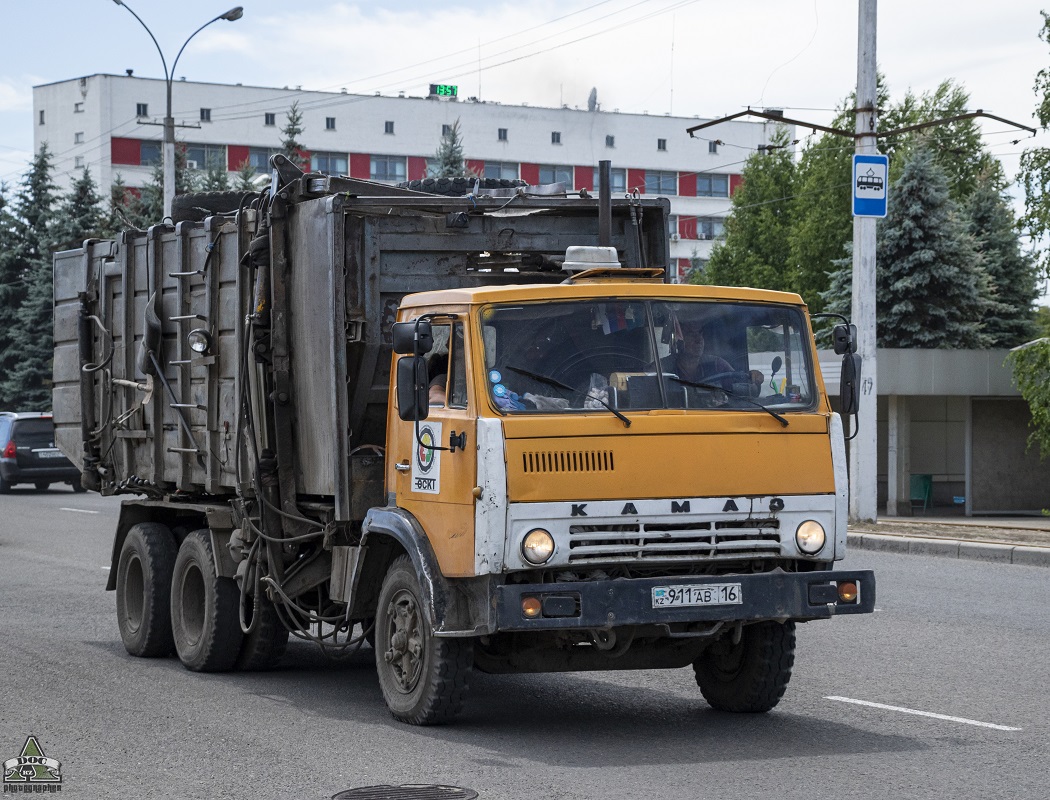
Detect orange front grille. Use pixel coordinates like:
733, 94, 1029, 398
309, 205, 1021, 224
522, 450, 615, 474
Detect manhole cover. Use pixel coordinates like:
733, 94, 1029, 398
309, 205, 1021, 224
333, 786, 478, 800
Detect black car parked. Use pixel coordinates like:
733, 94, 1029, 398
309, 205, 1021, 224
0, 412, 83, 493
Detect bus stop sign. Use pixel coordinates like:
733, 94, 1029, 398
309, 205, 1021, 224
853, 154, 888, 218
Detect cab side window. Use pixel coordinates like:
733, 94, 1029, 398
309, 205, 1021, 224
449, 323, 467, 408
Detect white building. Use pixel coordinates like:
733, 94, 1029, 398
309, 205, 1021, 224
33, 74, 787, 282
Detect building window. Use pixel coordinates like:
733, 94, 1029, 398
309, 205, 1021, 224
592, 167, 626, 194
74, 102, 84, 113
551, 131, 561, 145
200, 108, 211, 122
74, 131, 84, 144
644, 170, 677, 195
184, 143, 226, 171
657, 138, 667, 152
136, 103, 148, 118
141, 141, 161, 166
497, 128, 508, 142
538, 165, 572, 185
442, 124, 452, 136
697, 173, 730, 197
311, 151, 349, 175
75, 156, 85, 169
605, 135, 615, 148
38, 110, 45, 125
264, 112, 276, 126
370, 155, 406, 182
668, 215, 678, 238
326, 117, 336, 131
484, 161, 518, 180
698, 217, 725, 240
249, 147, 280, 173
385, 120, 395, 134
709, 140, 719, 154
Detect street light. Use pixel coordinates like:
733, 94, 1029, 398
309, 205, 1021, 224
111, 2, 244, 220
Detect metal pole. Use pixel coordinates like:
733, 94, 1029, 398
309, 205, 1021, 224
851, 0, 878, 522
598, 160, 612, 246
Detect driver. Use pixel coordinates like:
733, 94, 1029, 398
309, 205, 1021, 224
662, 321, 762, 390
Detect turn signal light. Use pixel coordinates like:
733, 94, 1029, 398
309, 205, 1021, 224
521, 596, 542, 618
838, 581, 859, 603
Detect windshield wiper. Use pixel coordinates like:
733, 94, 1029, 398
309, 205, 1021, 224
669, 376, 789, 427
505, 364, 631, 428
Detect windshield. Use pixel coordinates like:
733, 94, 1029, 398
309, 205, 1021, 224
479, 299, 817, 414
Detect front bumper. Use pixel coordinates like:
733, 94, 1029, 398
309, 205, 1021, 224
493, 569, 874, 632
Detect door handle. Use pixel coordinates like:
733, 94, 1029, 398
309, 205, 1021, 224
395, 461, 411, 473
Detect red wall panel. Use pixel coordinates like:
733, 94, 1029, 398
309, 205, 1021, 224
111, 137, 141, 166
227, 145, 250, 171
349, 153, 371, 179
519, 163, 540, 185
628, 168, 646, 194
408, 156, 428, 181
730, 174, 744, 195
678, 172, 696, 197
574, 166, 593, 191
679, 216, 697, 240
466, 159, 485, 178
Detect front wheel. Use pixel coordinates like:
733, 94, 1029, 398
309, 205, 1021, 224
693, 621, 795, 712
375, 556, 473, 725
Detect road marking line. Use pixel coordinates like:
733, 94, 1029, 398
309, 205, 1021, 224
60, 507, 99, 514
101, 567, 110, 571
826, 696, 1021, 731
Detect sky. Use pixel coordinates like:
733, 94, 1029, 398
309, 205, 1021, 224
1, 0, 1048, 292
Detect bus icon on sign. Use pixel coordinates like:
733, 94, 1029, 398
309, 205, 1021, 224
856, 170, 883, 192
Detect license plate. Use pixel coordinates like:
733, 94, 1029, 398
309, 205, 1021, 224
652, 583, 742, 608
35, 450, 65, 459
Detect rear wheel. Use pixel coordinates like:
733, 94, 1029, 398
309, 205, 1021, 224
397, 177, 526, 196
34, 482, 50, 492
170, 191, 247, 224
115, 522, 178, 657
170, 530, 243, 672
375, 556, 473, 725
693, 621, 796, 713
234, 590, 289, 671
71, 476, 86, 493
0, 476, 11, 494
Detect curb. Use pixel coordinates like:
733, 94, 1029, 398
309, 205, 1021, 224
847, 532, 1050, 568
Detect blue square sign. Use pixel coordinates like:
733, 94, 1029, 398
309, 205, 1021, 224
853, 154, 888, 218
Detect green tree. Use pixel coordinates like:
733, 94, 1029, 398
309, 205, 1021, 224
1008, 339, 1050, 459
430, 118, 466, 177
53, 168, 106, 251
0, 183, 24, 407
966, 175, 1039, 347
280, 102, 308, 169
873, 148, 989, 348
198, 162, 230, 192
1021, 11, 1050, 281
700, 126, 797, 292
234, 158, 259, 192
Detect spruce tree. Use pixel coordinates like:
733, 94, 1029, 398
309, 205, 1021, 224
875, 148, 989, 348
234, 158, 259, 192
0, 184, 24, 407
431, 119, 466, 177
280, 102, 308, 169
53, 168, 106, 251
966, 175, 1039, 347
199, 162, 230, 192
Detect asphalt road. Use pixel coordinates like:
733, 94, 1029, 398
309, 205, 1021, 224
1, 490, 1047, 800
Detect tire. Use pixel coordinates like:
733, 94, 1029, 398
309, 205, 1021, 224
71, 476, 87, 493
397, 177, 526, 196
693, 621, 796, 713
170, 191, 247, 224
0, 476, 11, 494
115, 522, 178, 658
234, 591, 288, 671
375, 556, 473, 725
170, 530, 244, 672
34, 482, 50, 492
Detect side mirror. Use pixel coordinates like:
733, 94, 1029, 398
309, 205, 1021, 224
832, 323, 858, 355
136, 292, 163, 376
840, 353, 862, 416
396, 356, 429, 422
392, 320, 433, 356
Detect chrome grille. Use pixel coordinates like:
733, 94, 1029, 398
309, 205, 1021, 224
522, 449, 615, 474
567, 519, 781, 563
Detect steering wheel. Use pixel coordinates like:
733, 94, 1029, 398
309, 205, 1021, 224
549, 348, 651, 383
696, 370, 753, 387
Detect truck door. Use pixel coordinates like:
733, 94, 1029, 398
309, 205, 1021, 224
392, 319, 479, 577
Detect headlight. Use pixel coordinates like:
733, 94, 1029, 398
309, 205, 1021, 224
521, 528, 555, 565
795, 520, 826, 554
187, 328, 212, 355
